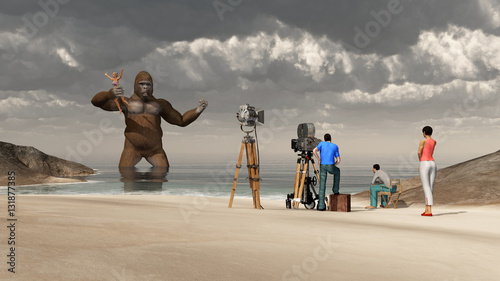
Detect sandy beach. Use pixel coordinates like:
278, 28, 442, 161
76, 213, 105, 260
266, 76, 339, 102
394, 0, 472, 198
2, 194, 500, 281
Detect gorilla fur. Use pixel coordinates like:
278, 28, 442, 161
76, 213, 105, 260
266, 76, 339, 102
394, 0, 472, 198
92, 71, 207, 167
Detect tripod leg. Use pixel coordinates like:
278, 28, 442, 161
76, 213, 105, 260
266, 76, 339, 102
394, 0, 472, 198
228, 142, 245, 208
245, 142, 255, 208
250, 142, 262, 209
311, 160, 327, 209
291, 157, 301, 208
311, 160, 320, 184
295, 161, 309, 209
246, 141, 260, 209
292, 158, 304, 209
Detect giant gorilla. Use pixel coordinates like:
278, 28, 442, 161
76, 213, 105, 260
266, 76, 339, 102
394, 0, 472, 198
91, 71, 208, 168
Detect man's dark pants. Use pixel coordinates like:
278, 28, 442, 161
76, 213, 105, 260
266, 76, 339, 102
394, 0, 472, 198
318, 164, 340, 210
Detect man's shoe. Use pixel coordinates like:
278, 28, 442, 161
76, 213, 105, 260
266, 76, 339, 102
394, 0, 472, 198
318, 208, 326, 211
365, 206, 376, 209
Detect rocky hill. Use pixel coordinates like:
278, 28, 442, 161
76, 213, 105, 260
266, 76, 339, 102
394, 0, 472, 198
354, 150, 500, 206
0, 141, 95, 186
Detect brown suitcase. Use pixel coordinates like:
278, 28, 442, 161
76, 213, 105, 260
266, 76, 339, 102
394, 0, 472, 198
329, 194, 351, 212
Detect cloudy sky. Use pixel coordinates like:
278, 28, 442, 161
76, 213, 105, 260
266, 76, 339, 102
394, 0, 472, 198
1, 0, 499, 167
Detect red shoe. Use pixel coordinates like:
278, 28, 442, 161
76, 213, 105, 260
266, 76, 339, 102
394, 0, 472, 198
421, 213, 432, 216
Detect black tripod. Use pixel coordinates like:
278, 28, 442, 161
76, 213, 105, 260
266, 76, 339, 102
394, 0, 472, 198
286, 151, 325, 209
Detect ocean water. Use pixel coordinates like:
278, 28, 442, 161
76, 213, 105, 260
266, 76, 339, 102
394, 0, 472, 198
3, 158, 421, 201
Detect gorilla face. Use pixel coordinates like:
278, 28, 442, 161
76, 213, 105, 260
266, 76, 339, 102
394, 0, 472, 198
138, 81, 152, 100
134, 71, 154, 100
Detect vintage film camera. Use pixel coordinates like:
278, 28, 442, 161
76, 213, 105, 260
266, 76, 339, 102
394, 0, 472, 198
291, 123, 322, 152
286, 123, 323, 209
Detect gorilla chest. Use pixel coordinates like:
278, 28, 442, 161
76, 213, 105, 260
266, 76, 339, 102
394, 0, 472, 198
128, 100, 161, 115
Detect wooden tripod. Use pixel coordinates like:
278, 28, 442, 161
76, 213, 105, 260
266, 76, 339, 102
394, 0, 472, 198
291, 152, 323, 209
228, 134, 262, 209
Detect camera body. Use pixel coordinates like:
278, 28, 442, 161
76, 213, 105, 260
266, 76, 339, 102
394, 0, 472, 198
237, 104, 264, 127
291, 123, 322, 152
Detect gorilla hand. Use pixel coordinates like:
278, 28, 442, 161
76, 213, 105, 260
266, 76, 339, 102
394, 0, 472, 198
196, 99, 208, 114
112, 86, 124, 97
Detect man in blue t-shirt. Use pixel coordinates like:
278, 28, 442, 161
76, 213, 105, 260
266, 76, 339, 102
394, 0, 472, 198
312, 133, 341, 211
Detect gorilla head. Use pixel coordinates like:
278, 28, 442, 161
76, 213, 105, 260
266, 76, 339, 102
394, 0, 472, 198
134, 71, 154, 100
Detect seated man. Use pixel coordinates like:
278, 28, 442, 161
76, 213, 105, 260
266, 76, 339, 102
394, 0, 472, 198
365, 164, 395, 209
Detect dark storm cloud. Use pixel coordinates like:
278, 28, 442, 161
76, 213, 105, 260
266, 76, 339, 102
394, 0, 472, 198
2, 0, 497, 94
252, 0, 500, 55
4, 0, 494, 55
2, 0, 498, 58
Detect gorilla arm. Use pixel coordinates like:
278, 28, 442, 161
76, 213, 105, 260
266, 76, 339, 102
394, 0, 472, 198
158, 99, 207, 127
91, 87, 128, 111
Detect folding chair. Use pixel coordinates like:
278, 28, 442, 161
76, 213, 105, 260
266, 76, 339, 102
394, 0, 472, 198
379, 179, 403, 209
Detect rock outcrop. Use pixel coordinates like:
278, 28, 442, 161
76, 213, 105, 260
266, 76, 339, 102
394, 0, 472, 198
0, 141, 95, 186
354, 150, 500, 205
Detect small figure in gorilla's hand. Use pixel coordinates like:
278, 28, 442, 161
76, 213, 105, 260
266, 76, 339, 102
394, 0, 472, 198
92, 71, 208, 168
105, 68, 124, 86
104, 68, 131, 114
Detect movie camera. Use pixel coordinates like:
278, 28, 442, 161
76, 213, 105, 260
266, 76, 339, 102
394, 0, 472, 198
286, 123, 326, 210
291, 123, 322, 152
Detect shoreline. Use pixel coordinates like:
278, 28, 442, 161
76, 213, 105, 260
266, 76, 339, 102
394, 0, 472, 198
0, 174, 95, 187
0, 179, 103, 189
4, 187, 500, 207
0, 178, 98, 188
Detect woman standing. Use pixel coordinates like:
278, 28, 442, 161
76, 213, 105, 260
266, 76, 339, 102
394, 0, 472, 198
418, 126, 437, 216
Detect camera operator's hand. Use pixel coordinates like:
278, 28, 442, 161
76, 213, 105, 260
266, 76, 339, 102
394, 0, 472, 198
196, 99, 208, 114
111, 86, 124, 98
312, 147, 321, 162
